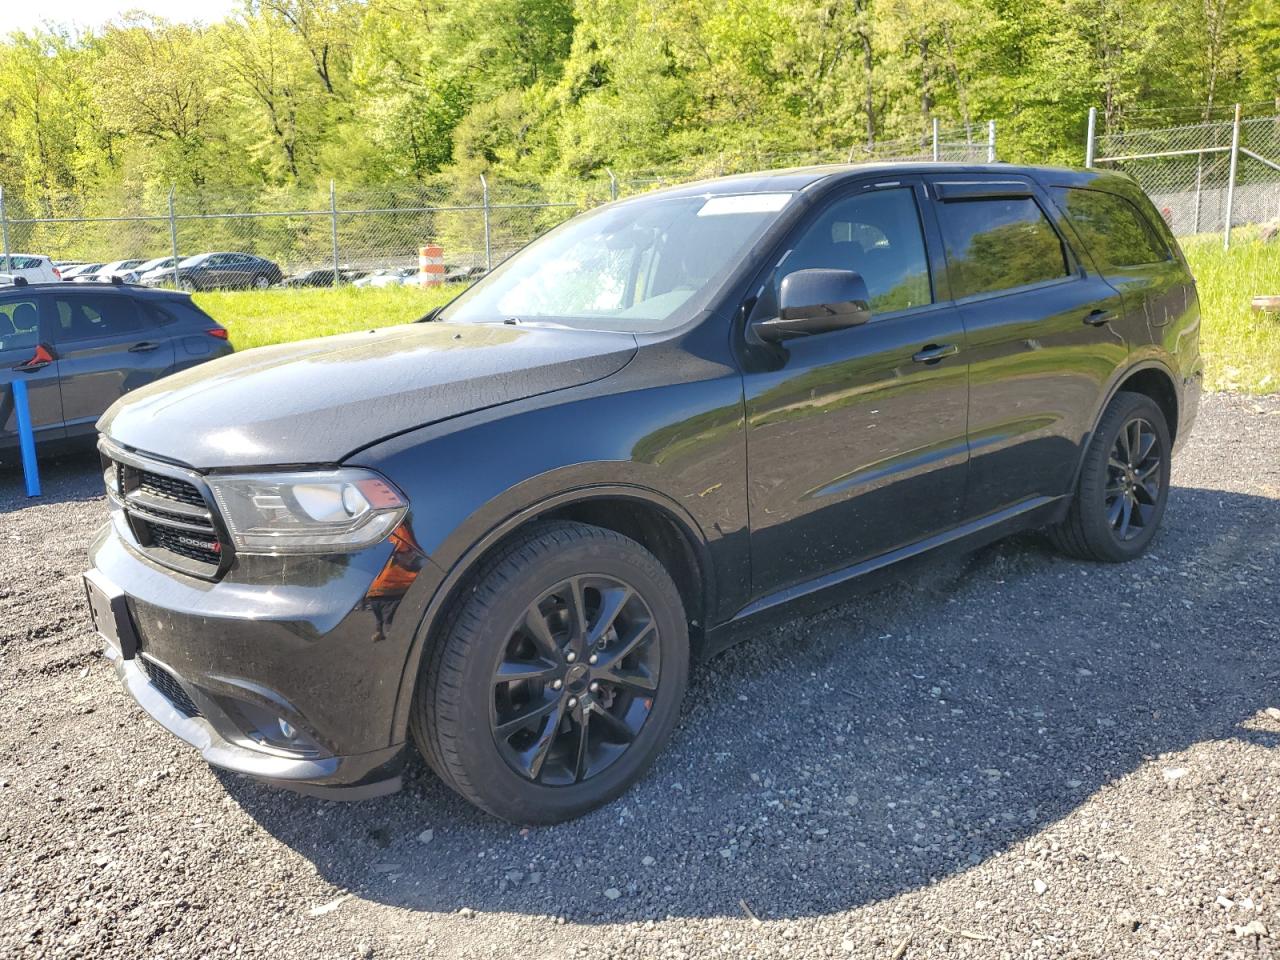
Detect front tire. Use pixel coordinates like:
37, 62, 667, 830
411, 521, 689, 823
1050, 391, 1172, 562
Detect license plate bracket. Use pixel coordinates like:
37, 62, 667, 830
83, 570, 139, 660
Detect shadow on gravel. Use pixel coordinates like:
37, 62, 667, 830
140, 482, 1280, 921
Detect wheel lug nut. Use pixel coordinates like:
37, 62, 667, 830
589, 682, 600, 693
552, 679, 563, 690
588, 654, 598, 665
565, 651, 576, 663
567, 697, 578, 708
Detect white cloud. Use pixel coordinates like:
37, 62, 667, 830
0, 0, 239, 35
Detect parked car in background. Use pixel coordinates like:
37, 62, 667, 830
352, 267, 418, 288
118, 256, 178, 284
276, 267, 369, 288
59, 262, 105, 281
444, 264, 486, 284
74, 259, 145, 283
0, 254, 61, 285
1, 281, 231, 460
139, 252, 283, 291
84, 162, 1201, 823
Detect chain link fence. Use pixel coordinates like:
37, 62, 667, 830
0, 121, 995, 287
1090, 107, 1280, 242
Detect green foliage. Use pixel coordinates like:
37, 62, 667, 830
0, 0, 1275, 207
1182, 231, 1280, 393
195, 284, 459, 350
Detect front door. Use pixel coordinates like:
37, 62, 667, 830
925, 175, 1131, 518
47, 290, 176, 438
0, 292, 65, 452
741, 179, 969, 597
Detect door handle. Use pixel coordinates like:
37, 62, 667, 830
1084, 309, 1118, 326
912, 343, 959, 364
13, 344, 54, 372
129, 341, 160, 353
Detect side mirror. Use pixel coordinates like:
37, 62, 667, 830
755, 269, 872, 342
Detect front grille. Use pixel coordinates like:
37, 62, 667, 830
138, 470, 206, 507
139, 658, 202, 718
143, 522, 224, 565
102, 450, 229, 578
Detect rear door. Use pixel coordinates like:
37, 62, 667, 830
1046, 184, 1189, 332
0, 292, 65, 450
925, 175, 1130, 519
47, 289, 176, 438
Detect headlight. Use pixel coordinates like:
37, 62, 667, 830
206, 469, 407, 555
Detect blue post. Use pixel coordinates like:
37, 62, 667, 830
12, 379, 40, 497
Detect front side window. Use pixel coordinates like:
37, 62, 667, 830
0, 298, 40, 352
440, 192, 795, 333
763, 187, 933, 317
53, 295, 145, 340
936, 197, 1069, 299
1050, 187, 1169, 268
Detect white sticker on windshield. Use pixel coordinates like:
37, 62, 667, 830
696, 193, 792, 217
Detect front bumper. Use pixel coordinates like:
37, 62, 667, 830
105, 643, 405, 799
87, 517, 443, 799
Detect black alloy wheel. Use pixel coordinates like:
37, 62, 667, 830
491, 575, 660, 785
1104, 416, 1162, 542
1049, 390, 1172, 562
411, 521, 688, 823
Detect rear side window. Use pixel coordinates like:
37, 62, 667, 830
936, 197, 1069, 299
52, 294, 146, 340
0, 297, 40, 352
1050, 187, 1170, 268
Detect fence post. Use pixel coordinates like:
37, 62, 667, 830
605, 167, 618, 201
1192, 157, 1203, 234
1085, 107, 1097, 167
168, 187, 181, 288
480, 174, 492, 272
0, 185, 10, 271
330, 179, 341, 287
1224, 103, 1241, 250
931, 117, 941, 161
987, 120, 997, 162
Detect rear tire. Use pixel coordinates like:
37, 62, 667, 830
410, 521, 689, 823
1049, 391, 1171, 562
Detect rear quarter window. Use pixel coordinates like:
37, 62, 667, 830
144, 299, 216, 326
1050, 187, 1170, 269
1, 256, 44, 271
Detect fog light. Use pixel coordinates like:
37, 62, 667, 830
277, 718, 297, 740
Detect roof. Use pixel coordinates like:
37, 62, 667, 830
631, 161, 1127, 201
0, 279, 189, 297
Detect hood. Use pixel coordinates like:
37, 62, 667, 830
100, 322, 637, 468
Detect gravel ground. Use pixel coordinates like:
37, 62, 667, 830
2, 392, 1278, 960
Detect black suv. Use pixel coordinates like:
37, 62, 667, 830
84, 164, 1201, 823
1, 282, 231, 459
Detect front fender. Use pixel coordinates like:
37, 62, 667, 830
348, 359, 749, 745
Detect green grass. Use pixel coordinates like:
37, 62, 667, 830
195, 239, 1280, 394
1182, 230, 1280, 393
193, 285, 460, 352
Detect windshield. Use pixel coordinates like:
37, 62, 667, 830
440, 192, 794, 333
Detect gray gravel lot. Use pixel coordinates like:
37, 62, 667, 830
2, 392, 1278, 960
